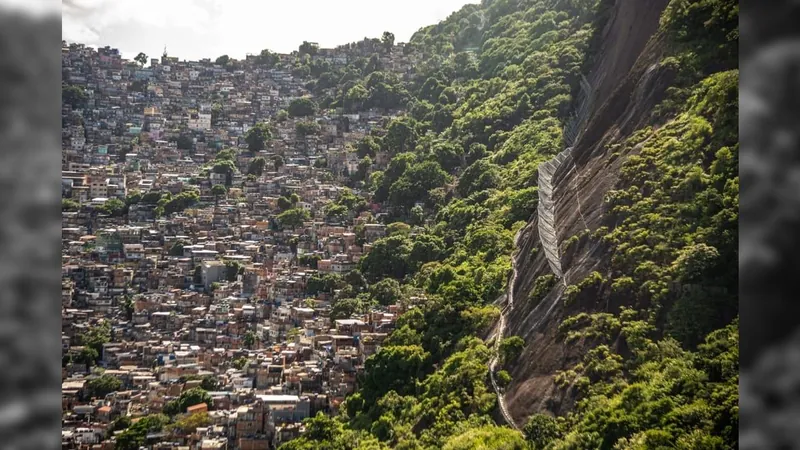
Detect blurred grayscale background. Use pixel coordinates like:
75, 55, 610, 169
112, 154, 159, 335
740, 1, 800, 449
0, 0, 62, 449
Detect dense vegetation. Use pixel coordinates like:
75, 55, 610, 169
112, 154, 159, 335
266, 0, 740, 448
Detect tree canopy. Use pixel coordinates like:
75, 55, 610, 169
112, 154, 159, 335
276, 0, 739, 448
245, 122, 272, 152
288, 97, 318, 117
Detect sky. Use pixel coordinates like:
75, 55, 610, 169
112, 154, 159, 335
0, 0, 60, 17
62, 0, 478, 62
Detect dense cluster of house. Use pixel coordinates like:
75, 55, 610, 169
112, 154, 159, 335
61, 41, 420, 450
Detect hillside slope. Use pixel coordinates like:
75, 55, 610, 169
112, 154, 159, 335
500, 0, 739, 445
277, 0, 738, 447
505, 0, 672, 419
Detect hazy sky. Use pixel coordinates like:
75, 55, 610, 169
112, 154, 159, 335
63, 0, 477, 62
0, 0, 59, 17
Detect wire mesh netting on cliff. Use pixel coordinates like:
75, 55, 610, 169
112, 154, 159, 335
535, 71, 595, 280
536, 149, 572, 279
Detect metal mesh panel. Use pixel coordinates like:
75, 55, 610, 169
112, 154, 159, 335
537, 148, 572, 278
537, 72, 596, 279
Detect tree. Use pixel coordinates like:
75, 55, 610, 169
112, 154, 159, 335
216, 148, 237, 161
62, 198, 80, 211
277, 208, 310, 230
296, 120, 321, 138
210, 103, 223, 125
108, 415, 131, 437
386, 222, 411, 237
62, 84, 88, 109
199, 375, 219, 391
381, 31, 395, 53
225, 261, 243, 282
362, 345, 430, 404
420, 77, 446, 102
345, 84, 369, 112
369, 278, 403, 306
277, 196, 293, 211
443, 426, 528, 450
410, 204, 425, 226
115, 414, 169, 450
433, 141, 464, 173
232, 356, 249, 370
385, 117, 418, 154
389, 160, 450, 209
324, 203, 349, 223
292, 63, 311, 78
257, 49, 280, 68
162, 190, 200, 215
134, 52, 148, 67
353, 156, 372, 182
80, 322, 111, 359
496, 369, 511, 387
344, 269, 367, 290
365, 53, 383, 75
176, 134, 194, 150
306, 273, 346, 296
245, 122, 272, 152
141, 191, 164, 205
499, 336, 525, 365
248, 157, 267, 176
98, 198, 126, 217
273, 154, 285, 172
523, 414, 561, 449
356, 136, 380, 159
125, 190, 142, 205
86, 374, 122, 398
215, 54, 230, 66
276, 109, 289, 122
298, 41, 319, 57
457, 159, 500, 198
167, 411, 212, 436
299, 254, 321, 269
211, 184, 228, 205
75, 346, 99, 367
169, 240, 186, 257
288, 97, 317, 117
330, 296, 367, 321
120, 295, 134, 321
407, 234, 445, 272
163, 388, 213, 416
301, 412, 342, 442
243, 330, 257, 349
359, 235, 412, 282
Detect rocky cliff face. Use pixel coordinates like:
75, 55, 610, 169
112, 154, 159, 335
501, 0, 674, 422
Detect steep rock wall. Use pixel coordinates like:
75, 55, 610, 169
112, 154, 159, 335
502, 0, 673, 422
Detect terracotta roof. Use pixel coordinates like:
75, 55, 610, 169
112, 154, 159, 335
187, 403, 208, 412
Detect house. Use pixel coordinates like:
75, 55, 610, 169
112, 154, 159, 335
187, 402, 209, 415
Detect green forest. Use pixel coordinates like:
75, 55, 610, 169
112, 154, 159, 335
258, 0, 742, 448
